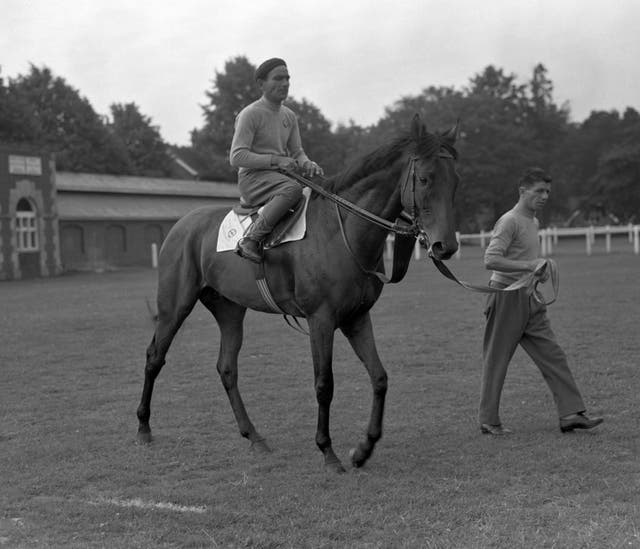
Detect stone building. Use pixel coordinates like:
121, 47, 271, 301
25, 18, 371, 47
0, 147, 238, 280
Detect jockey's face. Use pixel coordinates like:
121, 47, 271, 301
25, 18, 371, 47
260, 65, 290, 105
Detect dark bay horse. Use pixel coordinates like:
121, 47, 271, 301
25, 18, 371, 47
136, 115, 460, 472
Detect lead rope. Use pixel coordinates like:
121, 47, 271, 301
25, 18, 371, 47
428, 254, 559, 305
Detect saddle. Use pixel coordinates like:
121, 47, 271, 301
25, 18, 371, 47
233, 196, 307, 249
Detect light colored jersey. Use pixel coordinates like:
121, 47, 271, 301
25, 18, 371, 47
485, 207, 540, 285
229, 97, 309, 177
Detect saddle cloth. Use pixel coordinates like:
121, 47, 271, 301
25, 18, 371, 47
216, 187, 311, 252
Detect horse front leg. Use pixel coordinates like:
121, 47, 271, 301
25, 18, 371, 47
341, 311, 388, 468
308, 314, 344, 473
203, 293, 270, 453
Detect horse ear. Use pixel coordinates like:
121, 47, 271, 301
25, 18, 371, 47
443, 119, 461, 142
411, 114, 421, 137
411, 113, 427, 138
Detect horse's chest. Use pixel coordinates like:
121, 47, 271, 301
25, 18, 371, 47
333, 279, 382, 314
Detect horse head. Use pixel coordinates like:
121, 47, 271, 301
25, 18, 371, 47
401, 115, 460, 260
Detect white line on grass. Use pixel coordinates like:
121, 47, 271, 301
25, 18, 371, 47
90, 496, 207, 514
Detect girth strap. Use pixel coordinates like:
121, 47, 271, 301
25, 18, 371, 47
253, 262, 309, 335
254, 262, 286, 314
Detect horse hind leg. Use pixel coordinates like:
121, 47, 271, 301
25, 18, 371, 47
136, 269, 200, 443
199, 288, 271, 453
341, 312, 388, 468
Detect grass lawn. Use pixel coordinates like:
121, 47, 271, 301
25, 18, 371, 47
1, 248, 639, 548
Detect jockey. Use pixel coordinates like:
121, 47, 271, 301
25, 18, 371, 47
229, 57, 324, 263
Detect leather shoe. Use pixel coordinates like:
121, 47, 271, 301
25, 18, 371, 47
559, 412, 603, 433
480, 423, 513, 436
235, 238, 263, 263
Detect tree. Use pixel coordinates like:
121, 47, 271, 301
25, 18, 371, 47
5, 65, 132, 173
453, 67, 535, 228
190, 56, 259, 180
0, 69, 41, 144
592, 143, 640, 221
109, 102, 173, 177
586, 108, 640, 221
284, 96, 339, 173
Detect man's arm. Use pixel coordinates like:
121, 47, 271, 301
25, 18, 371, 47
229, 110, 272, 170
484, 216, 544, 273
485, 254, 545, 273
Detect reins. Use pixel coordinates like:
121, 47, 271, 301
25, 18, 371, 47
280, 167, 420, 238
281, 160, 423, 283
428, 253, 559, 305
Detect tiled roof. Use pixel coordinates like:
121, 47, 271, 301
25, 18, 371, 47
56, 172, 239, 198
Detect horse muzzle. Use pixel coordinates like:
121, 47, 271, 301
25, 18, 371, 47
419, 231, 458, 261
428, 240, 458, 261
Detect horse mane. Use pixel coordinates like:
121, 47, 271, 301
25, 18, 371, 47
324, 128, 457, 194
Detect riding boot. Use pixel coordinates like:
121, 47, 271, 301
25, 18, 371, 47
235, 193, 302, 263
235, 215, 273, 263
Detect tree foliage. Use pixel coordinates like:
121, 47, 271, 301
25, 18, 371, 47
0, 65, 175, 176
190, 56, 259, 180
4, 65, 132, 173
109, 102, 173, 177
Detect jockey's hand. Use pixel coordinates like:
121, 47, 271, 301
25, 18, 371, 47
301, 160, 324, 178
272, 155, 298, 172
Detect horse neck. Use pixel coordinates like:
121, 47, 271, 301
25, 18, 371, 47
338, 159, 405, 222
332, 159, 406, 257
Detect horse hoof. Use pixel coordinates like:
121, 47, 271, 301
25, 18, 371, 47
137, 430, 152, 444
349, 447, 366, 468
250, 439, 271, 453
325, 459, 346, 474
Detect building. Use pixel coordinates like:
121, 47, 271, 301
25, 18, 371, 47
0, 148, 62, 280
0, 147, 239, 280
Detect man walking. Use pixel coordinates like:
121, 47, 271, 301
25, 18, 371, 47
479, 167, 603, 435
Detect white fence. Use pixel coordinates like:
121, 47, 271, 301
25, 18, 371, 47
385, 224, 640, 260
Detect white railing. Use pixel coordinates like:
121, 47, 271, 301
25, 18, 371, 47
385, 223, 640, 260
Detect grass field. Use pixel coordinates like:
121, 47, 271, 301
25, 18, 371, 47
1, 248, 639, 548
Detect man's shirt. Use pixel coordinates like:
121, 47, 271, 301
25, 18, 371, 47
485, 207, 540, 285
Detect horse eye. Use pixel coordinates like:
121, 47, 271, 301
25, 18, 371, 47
418, 173, 433, 185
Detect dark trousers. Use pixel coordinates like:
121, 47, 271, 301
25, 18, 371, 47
479, 283, 586, 426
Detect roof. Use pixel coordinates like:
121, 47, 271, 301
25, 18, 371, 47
57, 193, 235, 221
55, 172, 239, 198
55, 172, 240, 221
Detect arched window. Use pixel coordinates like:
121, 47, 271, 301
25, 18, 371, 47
16, 198, 39, 252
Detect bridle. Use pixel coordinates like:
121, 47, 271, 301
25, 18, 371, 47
281, 148, 455, 243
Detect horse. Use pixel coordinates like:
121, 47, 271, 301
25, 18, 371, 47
136, 114, 460, 472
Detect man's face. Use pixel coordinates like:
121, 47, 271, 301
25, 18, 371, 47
521, 181, 551, 212
260, 65, 290, 104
